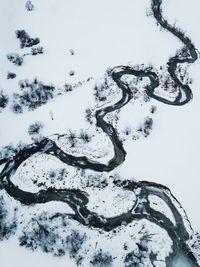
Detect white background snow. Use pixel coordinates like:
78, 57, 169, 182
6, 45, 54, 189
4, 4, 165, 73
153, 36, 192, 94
0, 0, 200, 266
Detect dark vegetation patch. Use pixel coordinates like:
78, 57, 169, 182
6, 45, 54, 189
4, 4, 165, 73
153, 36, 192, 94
12, 78, 55, 113
7, 72, 17, 80
15, 30, 40, 49
0, 91, 9, 111
25, 0, 34, 11
7, 53, 24, 66
0, 195, 17, 241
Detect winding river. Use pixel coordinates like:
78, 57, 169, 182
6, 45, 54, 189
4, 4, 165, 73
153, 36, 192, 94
0, 0, 199, 266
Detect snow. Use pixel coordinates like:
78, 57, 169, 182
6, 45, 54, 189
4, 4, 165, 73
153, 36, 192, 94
0, 238, 77, 267
0, 0, 200, 266
86, 180, 136, 217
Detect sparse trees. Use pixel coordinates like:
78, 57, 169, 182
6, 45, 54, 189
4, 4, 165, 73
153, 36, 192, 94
48, 168, 67, 184
80, 130, 92, 143
160, 72, 178, 93
32, 168, 68, 188
13, 78, 55, 111
66, 230, 87, 265
19, 214, 87, 264
19, 214, 66, 256
85, 108, 94, 125
124, 232, 154, 267
94, 78, 110, 103
124, 249, 144, 267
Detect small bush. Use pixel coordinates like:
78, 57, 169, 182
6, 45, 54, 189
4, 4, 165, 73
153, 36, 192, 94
57, 168, 68, 181
28, 121, 44, 135
86, 174, 108, 189
0, 91, 9, 110
15, 29, 40, 48
25, 0, 34, 11
11, 102, 23, 114
143, 117, 153, 137
7, 72, 16, 79
94, 79, 109, 102
123, 126, 131, 136
90, 250, 113, 267
66, 230, 87, 265
150, 105, 157, 114
0, 195, 17, 241
85, 108, 94, 125
124, 250, 142, 267
7, 53, 23, 66
137, 117, 153, 138
69, 70, 75, 76
79, 130, 92, 143
31, 46, 44, 55
69, 49, 75, 55
64, 83, 73, 92
68, 130, 77, 148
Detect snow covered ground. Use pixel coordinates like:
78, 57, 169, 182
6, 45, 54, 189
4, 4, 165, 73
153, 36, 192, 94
0, 0, 200, 266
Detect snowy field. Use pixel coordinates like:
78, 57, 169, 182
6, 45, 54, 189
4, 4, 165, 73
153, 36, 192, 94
0, 0, 200, 266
